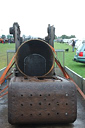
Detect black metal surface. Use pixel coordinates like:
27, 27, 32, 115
16, 39, 54, 77
8, 76, 77, 124
24, 54, 46, 76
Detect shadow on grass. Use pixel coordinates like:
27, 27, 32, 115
73, 61, 85, 68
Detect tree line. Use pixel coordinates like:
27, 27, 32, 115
55, 35, 76, 39
0, 35, 13, 39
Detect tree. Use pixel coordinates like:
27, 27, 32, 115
59, 35, 76, 39
60, 35, 68, 39
70, 35, 76, 38
7, 35, 13, 39
22, 35, 26, 40
55, 35, 57, 39
1, 35, 6, 39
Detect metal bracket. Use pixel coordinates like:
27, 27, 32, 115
10, 22, 22, 51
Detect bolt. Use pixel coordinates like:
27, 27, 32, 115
66, 93, 68, 97
65, 113, 68, 116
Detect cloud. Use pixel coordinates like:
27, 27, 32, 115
0, 0, 85, 38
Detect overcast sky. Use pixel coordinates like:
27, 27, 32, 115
0, 0, 85, 38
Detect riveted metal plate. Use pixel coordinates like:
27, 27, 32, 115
8, 76, 77, 124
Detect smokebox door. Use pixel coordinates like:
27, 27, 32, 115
24, 54, 46, 76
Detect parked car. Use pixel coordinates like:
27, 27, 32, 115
74, 40, 85, 63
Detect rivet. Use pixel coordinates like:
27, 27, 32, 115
30, 94, 32, 96
48, 103, 51, 105
65, 113, 68, 116
48, 113, 50, 115
39, 113, 41, 116
57, 102, 59, 105
39, 102, 41, 105
66, 93, 68, 97
21, 104, 23, 106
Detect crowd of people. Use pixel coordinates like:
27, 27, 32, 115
0, 39, 11, 44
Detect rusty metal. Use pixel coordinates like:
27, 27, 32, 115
8, 76, 77, 124
45, 24, 55, 47
15, 39, 55, 77
8, 23, 77, 125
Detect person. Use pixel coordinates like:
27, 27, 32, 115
8, 39, 10, 44
72, 39, 75, 52
3, 39, 5, 44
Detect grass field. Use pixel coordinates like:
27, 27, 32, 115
54, 42, 85, 78
0, 42, 85, 78
0, 43, 15, 69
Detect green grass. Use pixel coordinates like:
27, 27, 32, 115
0, 43, 15, 69
54, 42, 85, 78
0, 42, 85, 78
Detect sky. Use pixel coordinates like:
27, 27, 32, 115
0, 0, 85, 39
